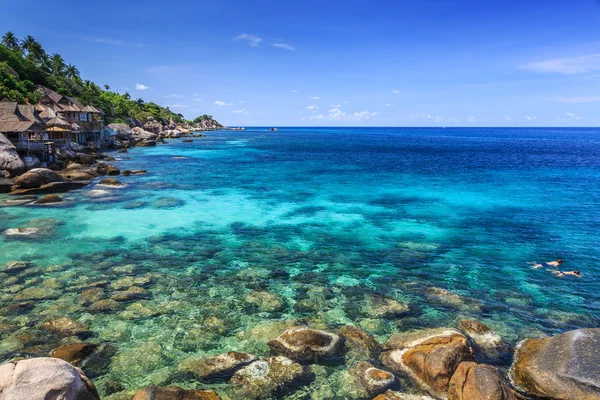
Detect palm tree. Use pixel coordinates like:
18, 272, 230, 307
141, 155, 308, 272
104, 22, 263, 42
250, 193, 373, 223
21, 35, 45, 63
65, 64, 80, 80
2, 31, 19, 50
39, 53, 52, 73
136, 98, 145, 106
50, 53, 66, 76
104, 84, 111, 91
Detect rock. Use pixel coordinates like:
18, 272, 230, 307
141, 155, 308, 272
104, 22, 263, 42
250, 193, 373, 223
49, 343, 97, 366
510, 328, 600, 399
365, 295, 410, 319
13, 286, 60, 300
108, 123, 133, 140
350, 361, 395, 397
78, 343, 117, 379
2, 261, 31, 273
0, 133, 25, 175
41, 317, 91, 338
268, 327, 344, 361
132, 387, 221, 400
36, 194, 63, 204
98, 177, 124, 187
244, 291, 286, 312
457, 320, 506, 361
122, 169, 147, 176
339, 325, 381, 362
111, 286, 151, 301
94, 163, 120, 176
9, 180, 91, 195
23, 154, 41, 170
118, 148, 128, 153
78, 153, 96, 165
80, 287, 105, 303
60, 164, 99, 181
425, 287, 481, 312
0, 177, 14, 193
179, 352, 257, 380
13, 168, 65, 188
0, 357, 99, 400
120, 302, 161, 319
372, 390, 430, 400
230, 356, 307, 399
136, 139, 156, 147
87, 299, 121, 313
381, 328, 473, 399
448, 362, 516, 400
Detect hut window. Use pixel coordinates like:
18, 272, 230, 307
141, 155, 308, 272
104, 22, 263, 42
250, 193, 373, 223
80, 112, 87, 121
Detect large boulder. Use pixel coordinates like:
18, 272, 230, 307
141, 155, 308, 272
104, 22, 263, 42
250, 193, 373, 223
23, 154, 41, 170
381, 328, 473, 399
132, 127, 158, 140
49, 343, 97, 366
510, 328, 600, 399
230, 356, 307, 399
268, 327, 344, 361
107, 123, 133, 141
457, 320, 507, 362
0, 133, 24, 175
349, 361, 395, 397
0, 177, 14, 193
13, 168, 64, 188
0, 357, 99, 400
448, 362, 516, 400
132, 386, 220, 400
9, 180, 90, 195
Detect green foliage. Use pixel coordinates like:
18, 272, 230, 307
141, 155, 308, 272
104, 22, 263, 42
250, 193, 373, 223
0, 32, 219, 127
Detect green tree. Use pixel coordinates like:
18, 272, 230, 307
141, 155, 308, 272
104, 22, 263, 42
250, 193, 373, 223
2, 31, 19, 50
50, 53, 65, 76
21, 35, 45, 63
65, 64, 79, 80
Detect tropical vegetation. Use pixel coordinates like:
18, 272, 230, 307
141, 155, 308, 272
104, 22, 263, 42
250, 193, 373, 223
0, 32, 213, 126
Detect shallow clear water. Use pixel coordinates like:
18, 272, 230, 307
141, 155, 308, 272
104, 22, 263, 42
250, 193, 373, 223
1, 127, 599, 397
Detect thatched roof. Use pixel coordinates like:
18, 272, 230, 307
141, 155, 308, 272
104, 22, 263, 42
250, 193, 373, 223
81, 105, 97, 113
17, 105, 45, 125
0, 121, 35, 133
35, 85, 63, 104
59, 104, 80, 112
65, 96, 84, 110
0, 101, 21, 121
45, 116, 71, 128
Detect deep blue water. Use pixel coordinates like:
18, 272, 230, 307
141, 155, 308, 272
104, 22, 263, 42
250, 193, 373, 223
1, 126, 599, 396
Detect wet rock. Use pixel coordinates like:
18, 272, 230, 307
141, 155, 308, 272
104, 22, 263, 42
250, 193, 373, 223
382, 328, 473, 399
339, 325, 381, 362
109, 275, 152, 290
132, 386, 221, 400
151, 196, 184, 208
364, 295, 410, 319
510, 328, 600, 399
136, 139, 156, 147
0, 177, 14, 193
49, 342, 97, 365
230, 356, 307, 399
13, 168, 65, 188
41, 317, 91, 338
80, 287, 105, 303
2, 261, 31, 273
78, 343, 117, 379
111, 286, 152, 301
244, 290, 286, 312
0, 357, 99, 400
60, 164, 99, 181
94, 163, 120, 176
14, 287, 60, 301
98, 178, 124, 187
87, 299, 121, 313
36, 194, 63, 204
179, 352, 257, 380
122, 169, 147, 176
268, 327, 344, 361
372, 390, 430, 400
9, 180, 91, 195
448, 362, 516, 400
425, 287, 481, 312
457, 320, 506, 361
120, 302, 161, 319
350, 361, 395, 397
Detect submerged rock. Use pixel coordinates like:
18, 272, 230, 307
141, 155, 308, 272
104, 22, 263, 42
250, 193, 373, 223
13, 168, 65, 188
372, 390, 431, 400
425, 287, 481, 312
2, 261, 31, 273
268, 327, 344, 361
448, 362, 516, 400
230, 356, 307, 399
41, 317, 91, 338
350, 361, 395, 397
0, 357, 99, 400
382, 328, 473, 399
179, 352, 257, 380
36, 194, 63, 204
510, 328, 600, 399
364, 295, 410, 319
244, 291, 286, 312
122, 169, 147, 176
132, 387, 221, 400
111, 286, 151, 301
49, 342, 97, 366
88, 299, 121, 313
98, 178, 124, 187
14, 286, 60, 301
339, 325, 381, 362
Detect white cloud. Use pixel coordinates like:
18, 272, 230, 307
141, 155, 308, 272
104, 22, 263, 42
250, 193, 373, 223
521, 53, 600, 75
135, 83, 150, 90
215, 100, 233, 106
272, 43, 296, 51
309, 114, 325, 120
233, 108, 250, 115
392, 89, 400, 93
309, 96, 321, 100
166, 103, 187, 108
554, 96, 600, 104
385, 103, 393, 107
234, 33, 263, 47
504, 115, 513, 121
566, 112, 577, 117
165, 94, 183, 98
525, 116, 537, 121
354, 111, 377, 120
329, 108, 346, 120
307, 105, 319, 110
292, 90, 297, 93
192, 98, 204, 102
468, 116, 476, 122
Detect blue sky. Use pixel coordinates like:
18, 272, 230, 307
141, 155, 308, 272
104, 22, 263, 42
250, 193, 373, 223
2, 0, 600, 126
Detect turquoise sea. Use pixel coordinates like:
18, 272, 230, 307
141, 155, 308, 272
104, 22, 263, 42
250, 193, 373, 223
1, 127, 599, 397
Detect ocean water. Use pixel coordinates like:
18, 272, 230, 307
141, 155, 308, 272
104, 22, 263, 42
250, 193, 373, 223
1, 127, 600, 397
